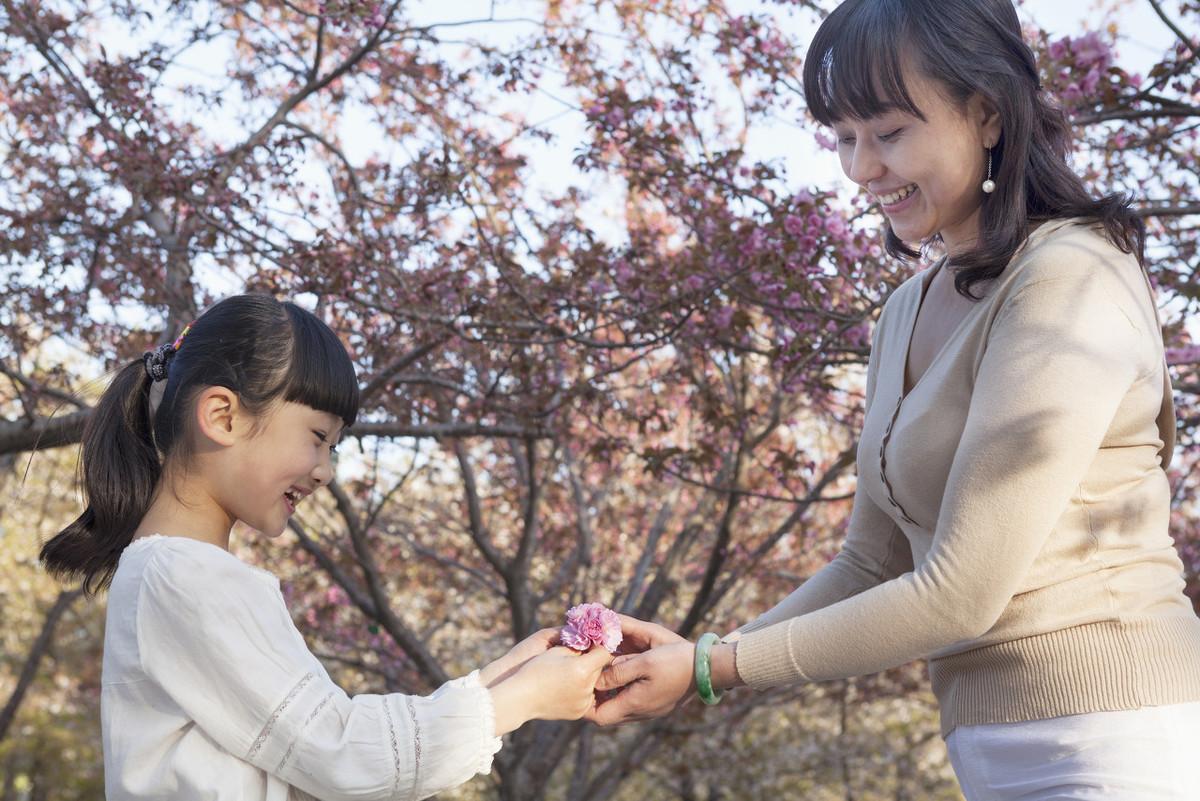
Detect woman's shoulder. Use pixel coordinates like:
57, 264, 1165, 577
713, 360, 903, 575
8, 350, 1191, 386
1009, 217, 1139, 287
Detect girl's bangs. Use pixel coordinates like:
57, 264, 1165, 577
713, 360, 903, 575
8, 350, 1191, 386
281, 304, 361, 427
804, 2, 924, 125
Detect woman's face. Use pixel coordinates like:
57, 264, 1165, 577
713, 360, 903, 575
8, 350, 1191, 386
831, 64, 1000, 255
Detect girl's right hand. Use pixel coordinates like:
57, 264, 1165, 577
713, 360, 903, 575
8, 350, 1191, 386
489, 645, 613, 735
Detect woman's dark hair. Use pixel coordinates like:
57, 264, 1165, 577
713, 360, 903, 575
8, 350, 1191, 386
39, 294, 360, 595
803, 0, 1146, 299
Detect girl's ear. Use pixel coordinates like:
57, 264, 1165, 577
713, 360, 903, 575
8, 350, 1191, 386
193, 386, 242, 447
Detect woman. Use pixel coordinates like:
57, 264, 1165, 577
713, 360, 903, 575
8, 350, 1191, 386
589, 0, 1200, 797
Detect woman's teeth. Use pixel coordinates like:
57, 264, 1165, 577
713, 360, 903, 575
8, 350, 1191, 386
879, 184, 917, 205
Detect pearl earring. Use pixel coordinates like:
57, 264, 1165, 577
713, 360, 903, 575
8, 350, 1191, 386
982, 148, 996, 194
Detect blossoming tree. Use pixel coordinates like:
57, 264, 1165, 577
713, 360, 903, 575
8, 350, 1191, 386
1, 0, 1197, 798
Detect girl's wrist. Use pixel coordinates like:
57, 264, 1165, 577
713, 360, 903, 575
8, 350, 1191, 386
478, 656, 508, 688
487, 672, 533, 736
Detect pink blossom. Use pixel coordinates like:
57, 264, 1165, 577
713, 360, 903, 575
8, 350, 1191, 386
1072, 32, 1112, 72
1166, 346, 1200, 366
561, 603, 623, 653
813, 130, 836, 151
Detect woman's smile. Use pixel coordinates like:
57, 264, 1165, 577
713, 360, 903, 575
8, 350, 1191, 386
876, 183, 920, 212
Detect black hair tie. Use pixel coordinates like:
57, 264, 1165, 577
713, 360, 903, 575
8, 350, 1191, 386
142, 344, 176, 383
142, 322, 193, 383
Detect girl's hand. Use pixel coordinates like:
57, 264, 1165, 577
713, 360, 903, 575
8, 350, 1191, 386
489, 645, 614, 735
479, 627, 560, 688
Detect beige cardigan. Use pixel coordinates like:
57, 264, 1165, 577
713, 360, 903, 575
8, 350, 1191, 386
733, 219, 1200, 736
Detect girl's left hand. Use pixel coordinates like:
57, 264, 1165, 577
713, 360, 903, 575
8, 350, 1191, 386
479, 627, 561, 687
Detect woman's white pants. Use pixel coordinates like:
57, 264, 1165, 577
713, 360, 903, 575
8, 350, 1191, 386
945, 702, 1200, 800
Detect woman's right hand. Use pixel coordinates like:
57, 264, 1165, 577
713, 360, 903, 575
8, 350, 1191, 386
489, 645, 613, 735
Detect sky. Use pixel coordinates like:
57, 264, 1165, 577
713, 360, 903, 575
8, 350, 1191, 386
78, 0, 1187, 320
392, 0, 1179, 220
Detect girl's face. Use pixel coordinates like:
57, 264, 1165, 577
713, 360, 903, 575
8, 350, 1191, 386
219, 401, 343, 538
831, 64, 1000, 255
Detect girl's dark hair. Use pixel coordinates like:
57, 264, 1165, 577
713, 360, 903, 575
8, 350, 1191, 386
803, 0, 1146, 299
39, 294, 360, 595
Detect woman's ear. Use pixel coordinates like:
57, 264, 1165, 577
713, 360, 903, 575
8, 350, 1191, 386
193, 386, 242, 447
972, 94, 1002, 149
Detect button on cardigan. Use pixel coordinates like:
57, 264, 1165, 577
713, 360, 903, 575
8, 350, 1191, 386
101, 534, 502, 800
733, 219, 1200, 736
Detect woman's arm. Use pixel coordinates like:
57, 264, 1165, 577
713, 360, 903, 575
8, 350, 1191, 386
734, 268, 1147, 687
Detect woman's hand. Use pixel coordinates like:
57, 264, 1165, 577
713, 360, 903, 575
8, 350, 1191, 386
611, 613, 686, 655
478, 627, 560, 688
584, 640, 697, 726
489, 645, 614, 735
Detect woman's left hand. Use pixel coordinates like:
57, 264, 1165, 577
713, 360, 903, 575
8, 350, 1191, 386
479, 627, 561, 687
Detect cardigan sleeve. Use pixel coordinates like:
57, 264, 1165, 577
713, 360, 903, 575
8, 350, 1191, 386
733, 293, 914, 638
734, 478, 914, 637
735, 268, 1147, 688
136, 542, 502, 801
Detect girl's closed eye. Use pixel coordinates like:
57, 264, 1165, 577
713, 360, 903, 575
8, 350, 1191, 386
313, 430, 340, 454
878, 127, 904, 142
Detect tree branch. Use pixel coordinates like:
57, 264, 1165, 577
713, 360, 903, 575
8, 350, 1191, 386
0, 589, 84, 743
329, 481, 449, 687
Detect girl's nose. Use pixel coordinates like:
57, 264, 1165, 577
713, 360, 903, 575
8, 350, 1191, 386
312, 450, 334, 486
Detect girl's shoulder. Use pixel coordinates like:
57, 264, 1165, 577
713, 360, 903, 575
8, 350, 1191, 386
121, 534, 281, 592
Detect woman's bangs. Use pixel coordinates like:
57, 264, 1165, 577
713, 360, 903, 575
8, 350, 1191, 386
804, 3, 923, 125
281, 304, 361, 427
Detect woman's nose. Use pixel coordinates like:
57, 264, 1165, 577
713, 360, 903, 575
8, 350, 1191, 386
845, 141, 884, 187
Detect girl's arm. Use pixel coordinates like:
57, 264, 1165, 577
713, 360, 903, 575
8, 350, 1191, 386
136, 543, 504, 801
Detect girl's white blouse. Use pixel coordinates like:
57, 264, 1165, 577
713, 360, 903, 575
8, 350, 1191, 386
101, 534, 502, 801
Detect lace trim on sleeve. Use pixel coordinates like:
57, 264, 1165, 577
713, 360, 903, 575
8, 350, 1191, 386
404, 696, 422, 799
274, 689, 337, 772
380, 695, 407, 800
246, 672, 315, 761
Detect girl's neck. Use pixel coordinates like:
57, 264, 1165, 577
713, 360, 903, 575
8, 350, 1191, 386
134, 473, 236, 550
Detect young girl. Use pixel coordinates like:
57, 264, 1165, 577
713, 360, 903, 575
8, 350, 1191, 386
39, 293, 612, 801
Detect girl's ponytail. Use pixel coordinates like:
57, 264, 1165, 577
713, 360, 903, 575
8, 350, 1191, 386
40, 359, 161, 596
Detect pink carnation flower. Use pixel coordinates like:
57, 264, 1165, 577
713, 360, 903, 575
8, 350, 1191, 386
561, 603, 623, 653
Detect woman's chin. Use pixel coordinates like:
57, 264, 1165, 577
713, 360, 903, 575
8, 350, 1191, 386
886, 221, 930, 248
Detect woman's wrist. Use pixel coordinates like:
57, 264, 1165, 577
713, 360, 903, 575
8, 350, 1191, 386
708, 641, 744, 691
